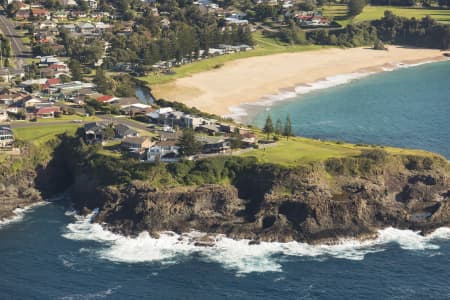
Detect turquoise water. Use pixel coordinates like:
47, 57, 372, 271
251, 61, 450, 158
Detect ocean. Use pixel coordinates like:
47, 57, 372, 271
249, 60, 450, 159
1, 61, 450, 299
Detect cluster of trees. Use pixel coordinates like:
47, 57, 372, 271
373, 12, 450, 49
0, 36, 11, 68
104, 24, 253, 67
303, 11, 449, 49
263, 114, 293, 140
348, 0, 366, 17
60, 32, 105, 65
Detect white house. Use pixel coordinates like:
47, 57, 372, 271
147, 140, 180, 162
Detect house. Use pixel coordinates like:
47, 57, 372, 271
0, 125, 14, 148
96, 95, 118, 103
84, 0, 97, 9
15, 9, 31, 20
183, 115, 204, 129
241, 133, 258, 147
31, 8, 51, 20
35, 20, 57, 30
24, 98, 44, 108
197, 136, 231, 153
121, 136, 153, 154
146, 107, 174, 122
78, 22, 95, 34
119, 103, 154, 116
115, 124, 139, 138
196, 124, 220, 136
224, 17, 248, 26
147, 140, 180, 162
60, 23, 77, 33
35, 106, 60, 118
84, 122, 108, 143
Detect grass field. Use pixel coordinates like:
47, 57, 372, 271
139, 32, 328, 85
28, 115, 99, 123
323, 5, 450, 26
238, 136, 435, 167
13, 124, 81, 146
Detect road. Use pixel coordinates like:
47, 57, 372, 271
0, 12, 31, 75
0, 13, 30, 58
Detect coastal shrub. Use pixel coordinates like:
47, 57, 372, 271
403, 155, 435, 171
325, 158, 345, 175
360, 149, 388, 163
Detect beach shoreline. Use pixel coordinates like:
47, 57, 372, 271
150, 46, 448, 119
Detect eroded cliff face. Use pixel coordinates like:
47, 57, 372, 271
0, 139, 74, 221
79, 155, 450, 243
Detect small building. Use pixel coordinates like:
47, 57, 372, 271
121, 136, 153, 154
96, 95, 117, 104
196, 124, 220, 136
115, 124, 139, 138
35, 106, 61, 118
31, 8, 51, 20
0, 125, 14, 148
147, 140, 180, 162
197, 136, 231, 154
84, 122, 107, 143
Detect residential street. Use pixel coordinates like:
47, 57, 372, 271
0, 13, 30, 59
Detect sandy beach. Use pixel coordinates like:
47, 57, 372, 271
151, 46, 447, 117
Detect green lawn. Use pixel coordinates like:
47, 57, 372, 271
139, 32, 328, 85
238, 136, 435, 167
323, 5, 450, 26
13, 124, 81, 146
31, 115, 99, 123
354, 6, 450, 23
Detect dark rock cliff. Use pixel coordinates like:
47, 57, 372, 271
73, 154, 450, 243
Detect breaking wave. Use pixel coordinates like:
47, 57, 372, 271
226, 59, 448, 121
63, 211, 450, 275
0, 202, 48, 229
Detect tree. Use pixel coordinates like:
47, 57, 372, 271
348, 0, 366, 17
93, 67, 114, 94
69, 59, 83, 81
275, 118, 283, 135
283, 114, 293, 140
178, 128, 202, 156
263, 114, 274, 140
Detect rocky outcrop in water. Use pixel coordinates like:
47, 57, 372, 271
79, 154, 450, 243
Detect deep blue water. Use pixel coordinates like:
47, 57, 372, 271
1, 203, 450, 299
1, 62, 450, 299
252, 61, 450, 158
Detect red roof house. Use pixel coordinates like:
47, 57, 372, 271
96, 95, 117, 103
36, 106, 60, 118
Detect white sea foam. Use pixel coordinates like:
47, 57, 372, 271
59, 285, 121, 300
63, 211, 450, 274
0, 202, 48, 229
226, 59, 447, 121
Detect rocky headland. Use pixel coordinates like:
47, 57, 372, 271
1, 134, 449, 244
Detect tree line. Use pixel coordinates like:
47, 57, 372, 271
263, 114, 293, 140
